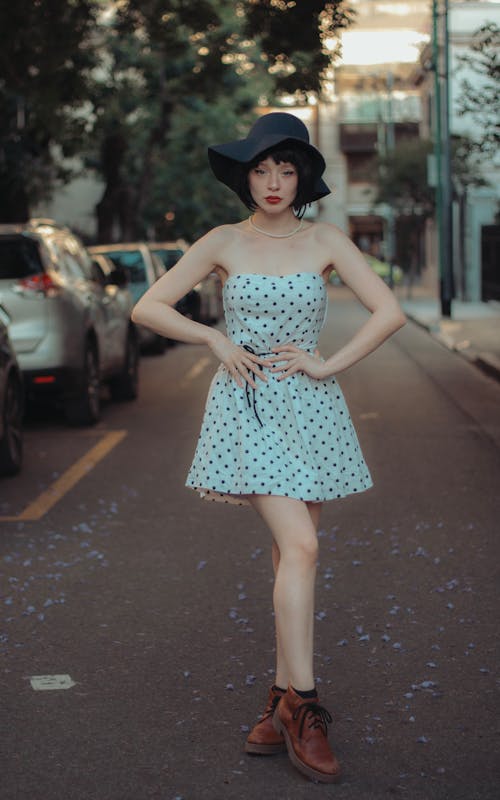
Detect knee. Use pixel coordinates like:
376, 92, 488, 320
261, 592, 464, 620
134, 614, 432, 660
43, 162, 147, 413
286, 533, 319, 568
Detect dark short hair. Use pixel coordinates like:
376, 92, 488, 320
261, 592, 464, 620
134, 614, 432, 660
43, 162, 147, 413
234, 145, 315, 218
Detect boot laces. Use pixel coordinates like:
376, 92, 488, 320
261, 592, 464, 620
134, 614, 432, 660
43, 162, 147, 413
263, 693, 282, 720
293, 701, 333, 738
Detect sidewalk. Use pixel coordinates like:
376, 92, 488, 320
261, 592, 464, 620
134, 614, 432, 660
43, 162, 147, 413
396, 285, 500, 382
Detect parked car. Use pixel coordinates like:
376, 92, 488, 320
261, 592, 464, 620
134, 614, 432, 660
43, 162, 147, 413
0, 219, 139, 425
88, 242, 168, 353
149, 241, 223, 323
0, 305, 24, 475
148, 240, 201, 321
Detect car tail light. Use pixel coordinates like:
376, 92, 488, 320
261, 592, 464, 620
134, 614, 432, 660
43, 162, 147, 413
33, 375, 56, 384
16, 273, 61, 296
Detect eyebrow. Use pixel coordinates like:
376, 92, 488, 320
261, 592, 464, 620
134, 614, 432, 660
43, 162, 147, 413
256, 160, 295, 168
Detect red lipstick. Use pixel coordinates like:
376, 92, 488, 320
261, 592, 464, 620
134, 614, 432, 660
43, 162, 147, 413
265, 196, 282, 204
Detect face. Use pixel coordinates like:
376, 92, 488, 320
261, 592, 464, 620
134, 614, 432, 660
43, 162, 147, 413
248, 157, 298, 212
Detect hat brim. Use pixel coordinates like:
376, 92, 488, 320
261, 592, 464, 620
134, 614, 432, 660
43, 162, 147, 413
208, 134, 330, 203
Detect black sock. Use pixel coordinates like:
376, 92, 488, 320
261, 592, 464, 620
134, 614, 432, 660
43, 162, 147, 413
292, 686, 318, 699
272, 684, 286, 693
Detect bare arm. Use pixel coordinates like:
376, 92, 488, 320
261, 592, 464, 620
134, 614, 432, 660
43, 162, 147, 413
131, 226, 272, 389
320, 225, 406, 375
270, 224, 406, 380
131, 227, 226, 347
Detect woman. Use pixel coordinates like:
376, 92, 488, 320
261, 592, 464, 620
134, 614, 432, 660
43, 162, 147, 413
132, 112, 406, 784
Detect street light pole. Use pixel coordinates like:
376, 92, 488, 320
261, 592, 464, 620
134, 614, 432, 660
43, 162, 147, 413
432, 0, 454, 317
441, 0, 454, 316
385, 70, 396, 289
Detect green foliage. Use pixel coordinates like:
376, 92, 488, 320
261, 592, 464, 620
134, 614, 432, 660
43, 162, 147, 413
0, 1, 97, 221
244, 0, 353, 98
375, 138, 435, 218
147, 100, 255, 242
373, 135, 486, 273
89, 0, 352, 240
374, 136, 486, 216
456, 22, 500, 157
0, 0, 352, 233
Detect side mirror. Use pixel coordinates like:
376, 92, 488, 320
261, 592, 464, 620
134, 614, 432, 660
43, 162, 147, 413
108, 266, 129, 288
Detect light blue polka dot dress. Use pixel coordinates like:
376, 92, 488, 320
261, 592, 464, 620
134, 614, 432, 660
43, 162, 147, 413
185, 272, 373, 505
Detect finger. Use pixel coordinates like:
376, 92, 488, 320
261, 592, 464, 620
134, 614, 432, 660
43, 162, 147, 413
239, 350, 272, 366
272, 343, 300, 353
251, 366, 269, 382
243, 360, 268, 381
269, 355, 296, 370
277, 365, 301, 380
270, 351, 294, 362
230, 369, 244, 388
237, 365, 257, 390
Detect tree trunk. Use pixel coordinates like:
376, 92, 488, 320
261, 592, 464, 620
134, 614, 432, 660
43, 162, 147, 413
95, 131, 132, 243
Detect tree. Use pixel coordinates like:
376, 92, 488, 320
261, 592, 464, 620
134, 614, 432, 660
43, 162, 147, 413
90, 0, 263, 241
374, 136, 486, 276
89, 0, 353, 242
456, 22, 500, 158
0, 1, 96, 222
244, 0, 353, 98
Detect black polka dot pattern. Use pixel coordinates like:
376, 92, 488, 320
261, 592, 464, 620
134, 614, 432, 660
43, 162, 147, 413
185, 272, 373, 505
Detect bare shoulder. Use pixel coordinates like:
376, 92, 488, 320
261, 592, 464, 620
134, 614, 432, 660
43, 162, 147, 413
190, 223, 239, 256
313, 221, 351, 247
190, 224, 240, 264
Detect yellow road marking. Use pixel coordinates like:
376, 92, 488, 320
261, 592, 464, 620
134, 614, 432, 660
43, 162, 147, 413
0, 430, 127, 522
179, 356, 211, 388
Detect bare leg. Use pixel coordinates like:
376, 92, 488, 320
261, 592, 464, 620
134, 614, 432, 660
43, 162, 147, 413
272, 501, 322, 687
249, 495, 320, 691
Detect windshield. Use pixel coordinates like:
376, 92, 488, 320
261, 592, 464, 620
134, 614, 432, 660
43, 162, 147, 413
0, 236, 44, 279
151, 248, 183, 269
101, 251, 146, 283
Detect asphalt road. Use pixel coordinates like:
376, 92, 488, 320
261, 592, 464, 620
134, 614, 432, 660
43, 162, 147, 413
1, 288, 499, 800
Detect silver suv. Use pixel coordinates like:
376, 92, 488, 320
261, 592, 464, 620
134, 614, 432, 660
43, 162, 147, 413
0, 219, 139, 425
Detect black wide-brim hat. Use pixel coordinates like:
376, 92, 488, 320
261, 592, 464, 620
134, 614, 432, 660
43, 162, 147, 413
208, 112, 330, 203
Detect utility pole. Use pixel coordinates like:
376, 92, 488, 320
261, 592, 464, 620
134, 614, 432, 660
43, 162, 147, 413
432, 0, 454, 317
385, 71, 396, 289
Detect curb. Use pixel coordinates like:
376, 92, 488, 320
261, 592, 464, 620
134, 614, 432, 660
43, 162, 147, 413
405, 312, 500, 384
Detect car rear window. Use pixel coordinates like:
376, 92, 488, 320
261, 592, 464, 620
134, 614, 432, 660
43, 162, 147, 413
152, 248, 184, 269
100, 251, 146, 283
0, 236, 44, 279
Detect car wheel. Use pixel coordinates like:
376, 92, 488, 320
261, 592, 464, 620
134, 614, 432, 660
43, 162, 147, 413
0, 371, 24, 476
109, 329, 139, 401
65, 343, 101, 426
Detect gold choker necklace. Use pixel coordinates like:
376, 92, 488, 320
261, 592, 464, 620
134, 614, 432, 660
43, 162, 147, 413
249, 216, 303, 238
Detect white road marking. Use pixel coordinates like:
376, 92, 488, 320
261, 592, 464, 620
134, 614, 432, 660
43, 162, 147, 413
29, 674, 76, 691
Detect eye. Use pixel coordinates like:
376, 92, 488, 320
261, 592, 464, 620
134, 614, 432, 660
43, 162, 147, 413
282, 169, 296, 176
253, 167, 266, 175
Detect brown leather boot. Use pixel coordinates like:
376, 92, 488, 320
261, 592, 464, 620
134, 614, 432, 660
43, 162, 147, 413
245, 685, 287, 754
273, 685, 341, 783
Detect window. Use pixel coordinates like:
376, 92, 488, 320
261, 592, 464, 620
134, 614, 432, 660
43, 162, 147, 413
346, 152, 377, 183
0, 237, 43, 279
105, 251, 147, 283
